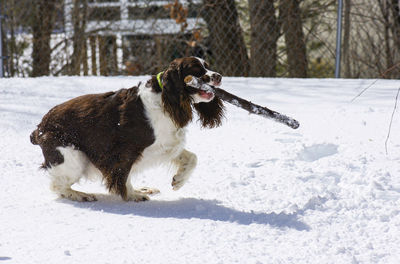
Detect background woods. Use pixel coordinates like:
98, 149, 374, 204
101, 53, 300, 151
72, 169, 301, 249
0, 0, 399, 78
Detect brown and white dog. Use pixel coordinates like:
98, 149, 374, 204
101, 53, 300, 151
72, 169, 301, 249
30, 57, 224, 202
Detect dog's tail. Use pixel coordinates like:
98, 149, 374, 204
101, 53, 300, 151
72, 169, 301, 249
30, 129, 40, 145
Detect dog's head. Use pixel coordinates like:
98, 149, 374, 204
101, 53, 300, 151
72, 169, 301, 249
156, 57, 225, 128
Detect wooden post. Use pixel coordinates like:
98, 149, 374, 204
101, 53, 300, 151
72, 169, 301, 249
89, 36, 97, 75
83, 39, 88, 76
112, 36, 118, 75
98, 36, 107, 76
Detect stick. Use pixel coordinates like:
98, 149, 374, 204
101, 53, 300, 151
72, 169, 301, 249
385, 87, 400, 155
184, 76, 300, 129
350, 62, 400, 102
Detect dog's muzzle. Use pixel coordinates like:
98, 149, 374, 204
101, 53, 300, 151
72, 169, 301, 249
202, 72, 222, 87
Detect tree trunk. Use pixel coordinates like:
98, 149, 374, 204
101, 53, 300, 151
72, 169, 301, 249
83, 39, 88, 76
111, 36, 118, 75
248, 0, 280, 77
279, 0, 308, 77
90, 36, 97, 75
2, 0, 15, 77
202, 0, 249, 76
377, 0, 394, 78
343, 0, 352, 78
390, 0, 400, 63
99, 36, 107, 76
390, 0, 400, 40
9, 9, 16, 77
388, 0, 400, 78
31, 0, 57, 77
70, 0, 88, 75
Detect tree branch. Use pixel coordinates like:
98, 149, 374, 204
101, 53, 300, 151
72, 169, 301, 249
385, 87, 400, 155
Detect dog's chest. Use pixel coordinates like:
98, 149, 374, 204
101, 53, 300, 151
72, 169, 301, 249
145, 108, 186, 158
133, 90, 186, 171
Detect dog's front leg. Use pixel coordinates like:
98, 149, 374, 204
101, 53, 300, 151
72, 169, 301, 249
125, 179, 151, 202
102, 161, 149, 202
172, 149, 197, 190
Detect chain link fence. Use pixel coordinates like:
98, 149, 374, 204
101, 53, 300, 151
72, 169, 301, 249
0, 0, 399, 78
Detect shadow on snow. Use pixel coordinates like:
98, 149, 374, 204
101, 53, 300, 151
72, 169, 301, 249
63, 196, 310, 231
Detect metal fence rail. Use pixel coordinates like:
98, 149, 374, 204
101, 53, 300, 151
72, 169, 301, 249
0, 9, 4, 78
0, 0, 399, 78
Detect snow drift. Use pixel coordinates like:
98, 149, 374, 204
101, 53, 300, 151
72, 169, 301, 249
0, 76, 399, 263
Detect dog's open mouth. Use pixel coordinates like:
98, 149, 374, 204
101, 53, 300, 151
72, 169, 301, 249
198, 90, 215, 100
184, 75, 217, 101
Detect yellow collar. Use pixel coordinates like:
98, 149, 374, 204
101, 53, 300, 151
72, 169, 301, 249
156, 71, 164, 90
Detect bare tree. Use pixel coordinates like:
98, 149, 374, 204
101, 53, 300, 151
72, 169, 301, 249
343, 0, 352, 77
31, 0, 58, 77
202, 0, 250, 76
279, 0, 308, 77
389, 0, 400, 54
378, 0, 395, 77
69, 0, 88, 75
248, 0, 280, 77
346, 0, 399, 78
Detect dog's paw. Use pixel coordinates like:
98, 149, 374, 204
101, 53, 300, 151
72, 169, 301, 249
125, 192, 150, 202
60, 190, 97, 202
171, 174, 189, 191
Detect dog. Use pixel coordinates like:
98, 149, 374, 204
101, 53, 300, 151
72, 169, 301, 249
30, 57, 224, 202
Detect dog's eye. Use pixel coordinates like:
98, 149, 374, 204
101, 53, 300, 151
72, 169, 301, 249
190, 67, 205, 77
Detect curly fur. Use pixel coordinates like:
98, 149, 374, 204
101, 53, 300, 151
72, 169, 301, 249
30, 57, 224, 202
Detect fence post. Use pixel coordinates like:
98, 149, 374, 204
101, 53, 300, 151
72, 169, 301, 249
335, 0, 343, 78
0, 11, 3, 78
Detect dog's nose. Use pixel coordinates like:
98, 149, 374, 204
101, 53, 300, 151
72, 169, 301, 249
212, 73, 222, 84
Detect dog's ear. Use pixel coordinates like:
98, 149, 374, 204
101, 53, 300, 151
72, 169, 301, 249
194, 97, 225, 128
161, 60, 193, 128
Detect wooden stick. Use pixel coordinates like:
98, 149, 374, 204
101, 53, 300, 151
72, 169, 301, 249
184, 76, 300, 129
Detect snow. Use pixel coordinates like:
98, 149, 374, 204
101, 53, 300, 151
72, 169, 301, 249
1, 76, 400, 263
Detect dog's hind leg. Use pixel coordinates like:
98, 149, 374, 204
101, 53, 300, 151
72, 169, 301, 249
48, 146, 97, 202
171, 149, 197, 190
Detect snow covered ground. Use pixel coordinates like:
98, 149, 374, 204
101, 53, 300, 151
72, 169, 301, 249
0, 76, 399, 263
